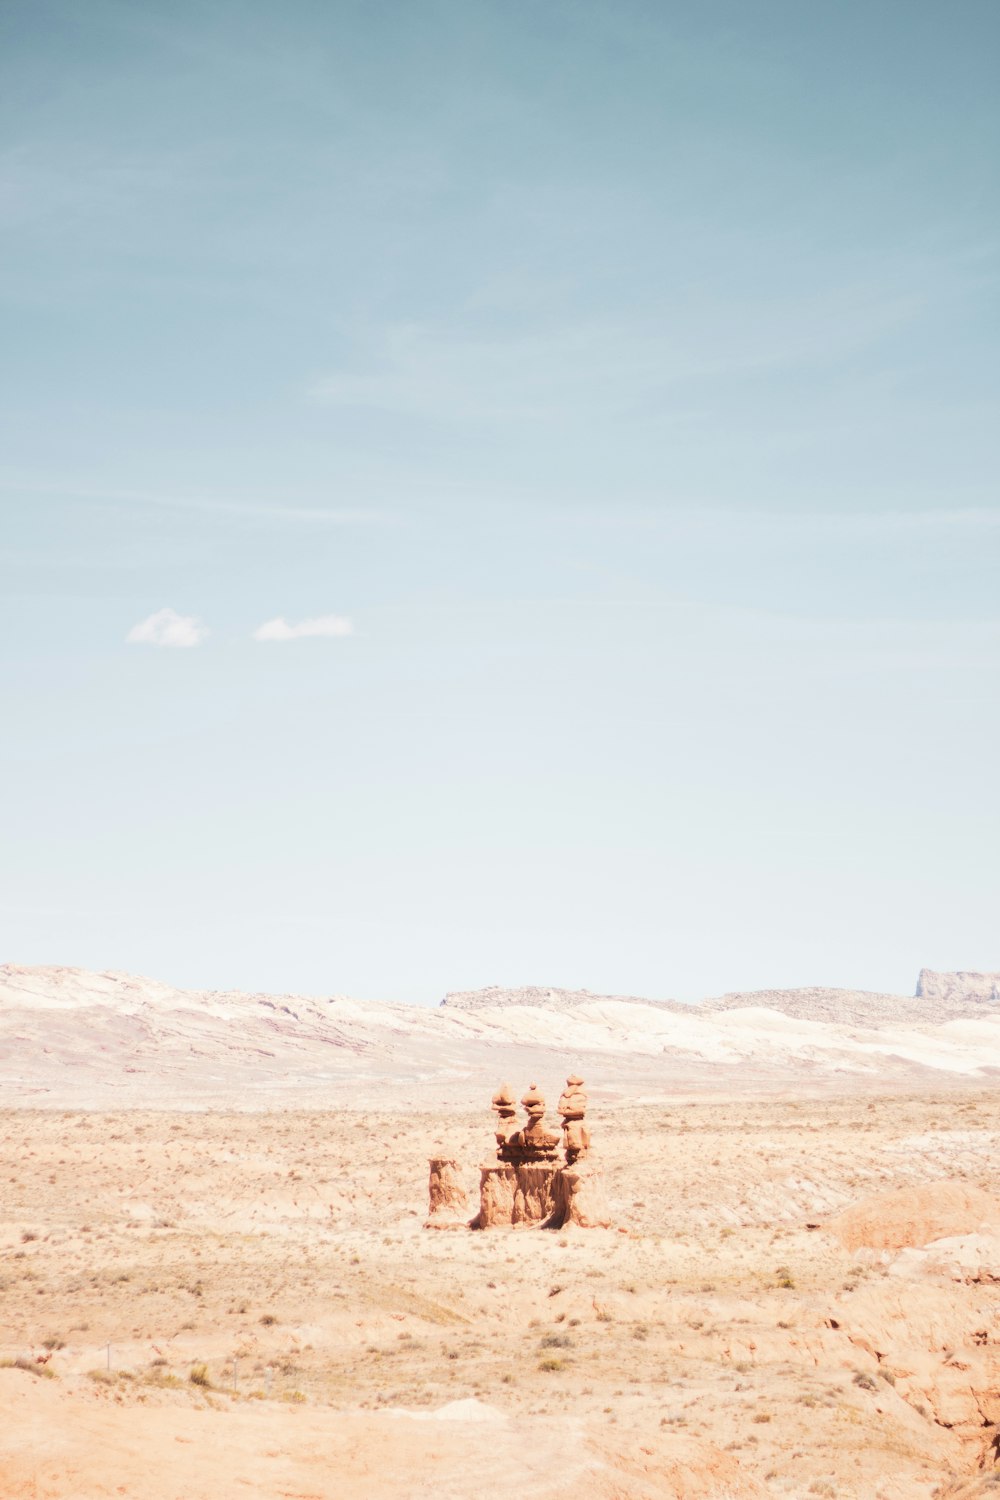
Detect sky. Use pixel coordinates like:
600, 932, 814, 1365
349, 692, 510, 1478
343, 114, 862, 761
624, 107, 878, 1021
1, 0, 998, 1005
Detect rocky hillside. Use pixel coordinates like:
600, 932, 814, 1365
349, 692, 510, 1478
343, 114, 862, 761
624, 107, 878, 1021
443, 977, 1000, 1028
2, 963, 999, 1108
703, 983, 1000, 1027
440, 984, 688, 1015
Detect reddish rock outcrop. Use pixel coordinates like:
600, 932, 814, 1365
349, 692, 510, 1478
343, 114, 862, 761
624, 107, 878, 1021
491, 1083, 518, 1159
557, 1073, 590, 1164
472, 1076, 611, 1230
825, 1274, 1000, 1456
829, 1181, 1000, 1252
476, 1082, 566, 1226
504, 1083, 561, 1163
425, 1157, 470, 1229
546, 1160, 611, 1229
431, 1076, 613, 1232
477, 1161, 561, 1227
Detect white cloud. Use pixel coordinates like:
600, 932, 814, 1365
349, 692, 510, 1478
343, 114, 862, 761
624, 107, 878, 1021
126, 607, 208, 648
252, 614, 354, 642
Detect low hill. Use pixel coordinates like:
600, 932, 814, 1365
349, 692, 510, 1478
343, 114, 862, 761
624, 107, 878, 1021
2, 964, 998, 1108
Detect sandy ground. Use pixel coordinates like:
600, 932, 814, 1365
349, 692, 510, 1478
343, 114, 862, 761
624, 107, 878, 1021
3, 1091, 1000, 1498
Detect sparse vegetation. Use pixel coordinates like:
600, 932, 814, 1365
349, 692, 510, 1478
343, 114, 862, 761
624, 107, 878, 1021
2, 1094, 998, 1496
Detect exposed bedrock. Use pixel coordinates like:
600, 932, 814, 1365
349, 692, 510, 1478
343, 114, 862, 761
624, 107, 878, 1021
477, 1161, 558, 1227
424, 1157, 470, 1229
546, 1161, 612, 1230
474, 1160, 611, 1229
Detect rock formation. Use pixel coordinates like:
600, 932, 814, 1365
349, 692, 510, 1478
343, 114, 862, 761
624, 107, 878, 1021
477, 1083, 560, 1227
916, 969, 1000, 1004
557, 1074, 590, 1163
828, 1181, 1000, 1252
504, 1083, 561, 1163
470, 1075, 610, 1230
424, 1158, 470, 1229
546, 1158, 611, 1230
491, 1083, 518, 1159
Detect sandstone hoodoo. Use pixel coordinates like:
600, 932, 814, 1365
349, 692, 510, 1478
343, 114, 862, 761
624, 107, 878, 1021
428, 1073, 611, 1231
491, 1082, 518, 1158
557, 1073, 590, 1163
505, 1083, 562, 1163
424, 1156, 470, 1230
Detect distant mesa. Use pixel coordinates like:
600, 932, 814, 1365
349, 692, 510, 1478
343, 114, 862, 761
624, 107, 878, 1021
916, 969, 1000, 1003
441, 973, 1000, 1028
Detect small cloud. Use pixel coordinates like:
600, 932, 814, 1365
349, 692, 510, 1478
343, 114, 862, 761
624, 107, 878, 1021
126, 607, 208, 648
252, 614, 354, 642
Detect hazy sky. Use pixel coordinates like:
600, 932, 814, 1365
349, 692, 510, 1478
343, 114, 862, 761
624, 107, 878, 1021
2, 0, 998, 1004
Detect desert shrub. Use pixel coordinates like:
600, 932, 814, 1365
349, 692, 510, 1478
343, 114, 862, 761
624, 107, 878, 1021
3, 1357, 55, 1380
189, 1364, 211, 1387
538, 1357, 564, 1372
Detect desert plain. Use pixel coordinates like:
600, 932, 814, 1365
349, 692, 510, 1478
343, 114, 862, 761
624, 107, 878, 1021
3, 966, 1000, 1499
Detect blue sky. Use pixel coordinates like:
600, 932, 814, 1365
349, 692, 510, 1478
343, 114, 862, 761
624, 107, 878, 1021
2, 0, 998, 1003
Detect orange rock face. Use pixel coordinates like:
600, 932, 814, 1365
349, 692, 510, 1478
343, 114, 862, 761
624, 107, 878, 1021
491, 1083, 518, 1159
504, 1083, 561, 1163
477, 1162, 559, 1227
557, 1073, 591, 1163
431, 1076, 612, 1231
425, 1157, 470, 1229
547, 1161, 612, 1230
829, 1181, 1000, 1252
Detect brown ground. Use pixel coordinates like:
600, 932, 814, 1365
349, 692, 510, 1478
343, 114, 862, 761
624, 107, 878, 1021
2, 1090, 1000, 1498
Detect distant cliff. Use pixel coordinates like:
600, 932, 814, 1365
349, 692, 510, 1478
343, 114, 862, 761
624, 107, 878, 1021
443, 976, 1000, 1027
916, 969, 1000, 1003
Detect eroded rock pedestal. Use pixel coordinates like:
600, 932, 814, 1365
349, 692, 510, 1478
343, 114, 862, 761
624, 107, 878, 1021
478, 1161, 558, 1227
546, 1160, 612, 1230
424, 1157, 470, 1229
